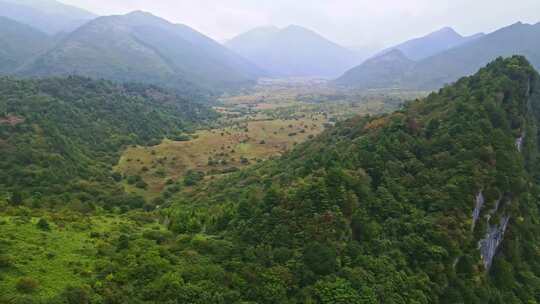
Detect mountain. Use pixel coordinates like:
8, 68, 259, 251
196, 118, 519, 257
18, 11, 266, 93
336, 49, 415, 88
226, 25, 360, 78
380, 27, 484, 61
404, 22, 540, 89
337, 22, 540, 90
0, 16, 52, 73
164, 56, 540, 302
0, 76, 215, 206
0, 0, 97, 34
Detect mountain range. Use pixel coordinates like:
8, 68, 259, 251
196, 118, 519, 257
376, 27, 484, 61
1, 0, 540, 96
337, 22, 540, 90
16, 11, 266, 93
226, 25, 360, 78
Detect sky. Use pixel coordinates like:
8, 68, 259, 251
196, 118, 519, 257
60, 0, 540, 49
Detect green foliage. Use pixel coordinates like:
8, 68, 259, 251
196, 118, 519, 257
183, 170, 205, 186
36, 218, 50, 231
59, 285, 91, 304
165, 56, 540, 303
3, 57, 540, 303
16, 277, 39, 294
0, 76, 215, 208
314, 278, 375, 304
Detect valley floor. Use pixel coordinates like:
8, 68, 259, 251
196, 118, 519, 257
115, 78, 425, 200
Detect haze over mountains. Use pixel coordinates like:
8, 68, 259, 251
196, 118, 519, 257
377, 27, 484, 61
0, 16, 52, 73
0, 0, 96, 34
17, 11, 265, 93
338, 22, 540, 90
0, 0, 539, 95
226, 25, 361, 78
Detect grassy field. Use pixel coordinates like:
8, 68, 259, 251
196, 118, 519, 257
115, 115, 326, 198
0, 212, 163, 302
115, 78, 426, 199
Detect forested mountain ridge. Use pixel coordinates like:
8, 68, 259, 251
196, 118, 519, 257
0, 76, 216, 210
18, 11, 265, 95
160, 56, 540, 303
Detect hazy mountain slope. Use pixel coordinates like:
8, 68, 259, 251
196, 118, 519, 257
0, 16, 52, 73
0, 0, 96, 34
337, 22, 540, 90
335, 49, 415, 88
404, 22, 540, 89
381, 27, 484, 61
224, 26, 280, 57
19, 11, 265, 93
226, 25, 359, 78
168, 56, 540, 302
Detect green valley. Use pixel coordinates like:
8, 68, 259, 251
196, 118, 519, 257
2, 56, 540, 303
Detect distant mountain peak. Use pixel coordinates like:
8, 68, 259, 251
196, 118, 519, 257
226, 24, 359, 77
125, 10, 155, 18
284, 24, 306, 31
372, 25, 482, 61
435, 26, 458, 33
429, 26, 462, 38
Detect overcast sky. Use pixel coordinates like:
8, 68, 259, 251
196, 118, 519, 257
60, 0, 540, 49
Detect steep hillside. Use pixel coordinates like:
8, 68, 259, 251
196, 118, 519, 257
19, 11, 265, 93
380, 27, 484, 61
0, 0, 96, 34
226, 25, 359, 78
0, 76, 215, 209
338, 22, 540, 90
162, 57, 540, 303
0, 16, 52, 73
336, 49, 415, 88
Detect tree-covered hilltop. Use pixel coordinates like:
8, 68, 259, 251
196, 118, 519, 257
0, 76, 216, 209
162, 56, 540, 303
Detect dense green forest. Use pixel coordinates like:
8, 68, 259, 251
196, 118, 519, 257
2, 57, 540, 303
0, 76, 216, 210
167, 56, 540, 303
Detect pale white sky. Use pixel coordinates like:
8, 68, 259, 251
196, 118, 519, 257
60, 0, 540, 48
